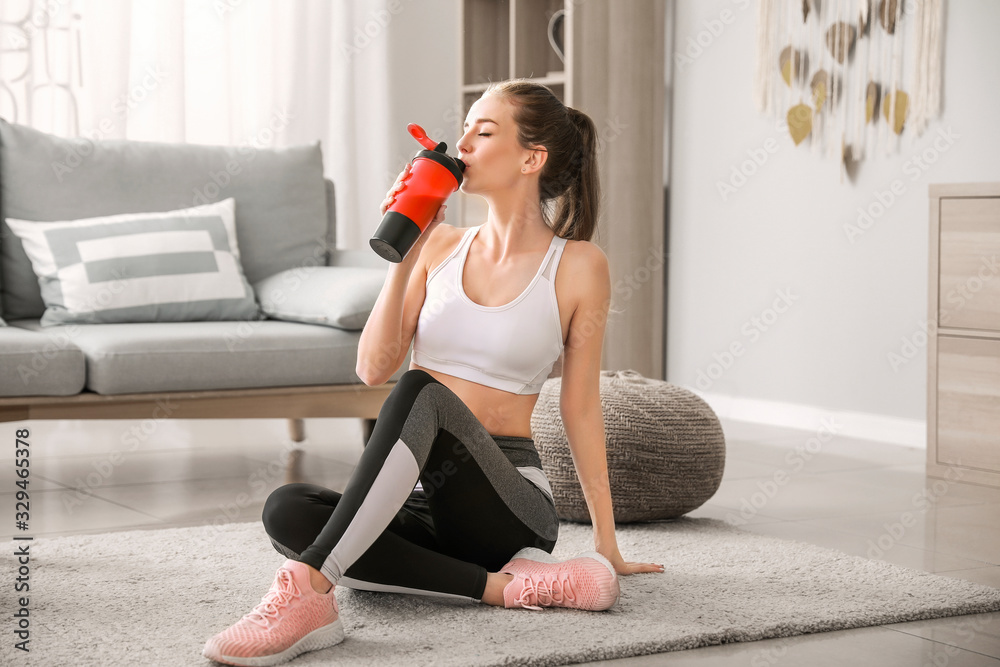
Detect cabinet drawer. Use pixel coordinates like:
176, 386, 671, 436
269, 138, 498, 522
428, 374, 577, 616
936, 336, 1000, 471
939, 198, 1000, 330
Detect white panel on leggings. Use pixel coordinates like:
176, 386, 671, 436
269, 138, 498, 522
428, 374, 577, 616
321, 439, 420, 584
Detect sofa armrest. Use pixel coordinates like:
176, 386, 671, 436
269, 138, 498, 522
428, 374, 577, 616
324, 178, 337, 259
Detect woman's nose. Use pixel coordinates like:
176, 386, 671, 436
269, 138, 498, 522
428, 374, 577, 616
457, 128, 476, 154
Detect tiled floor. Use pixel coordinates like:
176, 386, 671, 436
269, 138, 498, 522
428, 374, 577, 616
2, 416, 998, 665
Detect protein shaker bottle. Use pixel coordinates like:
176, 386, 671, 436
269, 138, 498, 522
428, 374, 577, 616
370, 124, 466, 263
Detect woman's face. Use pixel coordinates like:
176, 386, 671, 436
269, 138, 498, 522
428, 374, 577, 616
456, 94, 534, 196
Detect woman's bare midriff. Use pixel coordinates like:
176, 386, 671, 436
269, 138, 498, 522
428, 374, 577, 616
408, 362, 540, 438
408, 223, 574, 439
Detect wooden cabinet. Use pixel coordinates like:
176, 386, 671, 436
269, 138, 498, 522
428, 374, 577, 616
457, 0, 666, 379
928, 183, 1000, 488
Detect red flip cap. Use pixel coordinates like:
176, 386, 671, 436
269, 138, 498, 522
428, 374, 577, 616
407, 123, 440, 151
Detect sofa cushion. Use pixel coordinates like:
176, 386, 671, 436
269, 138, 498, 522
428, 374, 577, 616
253, 266, 386, 331
10, 319, 375, 395
0, 118, 327, 320
6, 199, 261, 326
0, 326, 87, 397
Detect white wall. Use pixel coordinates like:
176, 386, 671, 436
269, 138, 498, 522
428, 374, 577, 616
667, 0, 1000, 444
334, 0, 459, 249
384, 2, 461, 183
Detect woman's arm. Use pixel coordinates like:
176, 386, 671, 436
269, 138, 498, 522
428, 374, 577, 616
356, 259, 418, 385
356, 167, 448, 386
558, 242, 664, 576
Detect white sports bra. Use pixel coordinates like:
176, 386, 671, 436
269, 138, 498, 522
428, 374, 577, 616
412, 224, 567, 395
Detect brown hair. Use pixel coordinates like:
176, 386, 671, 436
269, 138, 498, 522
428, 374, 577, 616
484, 79, 601, 242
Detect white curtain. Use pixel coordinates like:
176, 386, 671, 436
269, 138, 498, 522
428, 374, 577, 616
0, 0, 451, 250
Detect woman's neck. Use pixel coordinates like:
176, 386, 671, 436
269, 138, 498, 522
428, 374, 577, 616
480, 195, 551, 262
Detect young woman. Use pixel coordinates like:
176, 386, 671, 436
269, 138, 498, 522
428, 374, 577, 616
203, 79, 664, 667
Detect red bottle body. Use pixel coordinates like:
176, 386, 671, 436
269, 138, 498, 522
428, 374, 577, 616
387, 155, 457, 236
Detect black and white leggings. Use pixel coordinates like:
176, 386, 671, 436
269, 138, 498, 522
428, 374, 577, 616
262, 369, 560, 602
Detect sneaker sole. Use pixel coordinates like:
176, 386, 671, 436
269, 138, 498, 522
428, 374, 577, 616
509, 547, 618, 580
507, 547, 621, 610
208, 619, 345, 667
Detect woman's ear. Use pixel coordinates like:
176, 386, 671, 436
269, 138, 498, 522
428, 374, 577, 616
523, 146, 548, 174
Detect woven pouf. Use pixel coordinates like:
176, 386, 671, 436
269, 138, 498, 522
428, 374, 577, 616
530, 369, 726, 523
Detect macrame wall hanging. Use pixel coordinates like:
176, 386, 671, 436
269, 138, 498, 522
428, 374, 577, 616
754, 0, 944, 180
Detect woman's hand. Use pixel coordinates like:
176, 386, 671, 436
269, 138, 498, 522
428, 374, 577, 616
598, 544, 664, 576
379, 163, 447, 264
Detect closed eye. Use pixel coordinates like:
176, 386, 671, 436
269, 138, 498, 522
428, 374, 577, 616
478, 133, 491, 137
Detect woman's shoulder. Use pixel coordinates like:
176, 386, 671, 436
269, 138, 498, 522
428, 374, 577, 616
554, 237, 610, 310
420, 223, 467, 277
559, 236, 609, 274
426, 221, 466, 248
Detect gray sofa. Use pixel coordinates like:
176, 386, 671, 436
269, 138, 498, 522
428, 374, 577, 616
0, 118, 405, 442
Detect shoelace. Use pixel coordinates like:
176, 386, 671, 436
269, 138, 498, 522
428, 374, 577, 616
243, 568, 301, 629
515, 574, 577, 611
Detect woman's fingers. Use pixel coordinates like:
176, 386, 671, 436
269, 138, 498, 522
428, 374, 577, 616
619, 561, 665, 575
392, 163, 412, 193
380, 164, 413, 215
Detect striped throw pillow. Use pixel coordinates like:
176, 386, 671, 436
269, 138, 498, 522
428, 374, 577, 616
5, 199, 261, 326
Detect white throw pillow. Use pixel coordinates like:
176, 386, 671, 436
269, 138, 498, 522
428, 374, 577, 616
5, 198, 261, 326
253, 266, 387, 331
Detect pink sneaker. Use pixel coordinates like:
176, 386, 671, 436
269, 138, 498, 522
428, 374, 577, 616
501, 547, 620, 611
203, 559, 344, 666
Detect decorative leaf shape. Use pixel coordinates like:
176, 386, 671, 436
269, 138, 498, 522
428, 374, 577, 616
879, 0, 900, 34
858, 0, 870, 35
865, 82, 881, 124
779, 46, 802, 87
882, 90, 909, 134
802, 0, 813, 22
787, 104, 813, 145
811, 70, 830, 109
842, 139, 856, 166
825, 22, 857, 64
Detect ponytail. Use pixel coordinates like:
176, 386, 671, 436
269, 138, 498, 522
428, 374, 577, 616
550, 107, 600, 242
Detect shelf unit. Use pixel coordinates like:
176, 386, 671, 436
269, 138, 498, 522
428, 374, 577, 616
927, 182, 1000, 488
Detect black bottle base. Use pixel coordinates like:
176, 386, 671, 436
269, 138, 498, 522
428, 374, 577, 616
370, 212, 422, 263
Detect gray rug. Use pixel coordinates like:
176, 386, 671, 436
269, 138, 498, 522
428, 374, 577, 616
7, 517, 1000, 666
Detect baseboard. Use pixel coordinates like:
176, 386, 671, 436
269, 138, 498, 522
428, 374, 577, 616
687, 389, 927, 450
